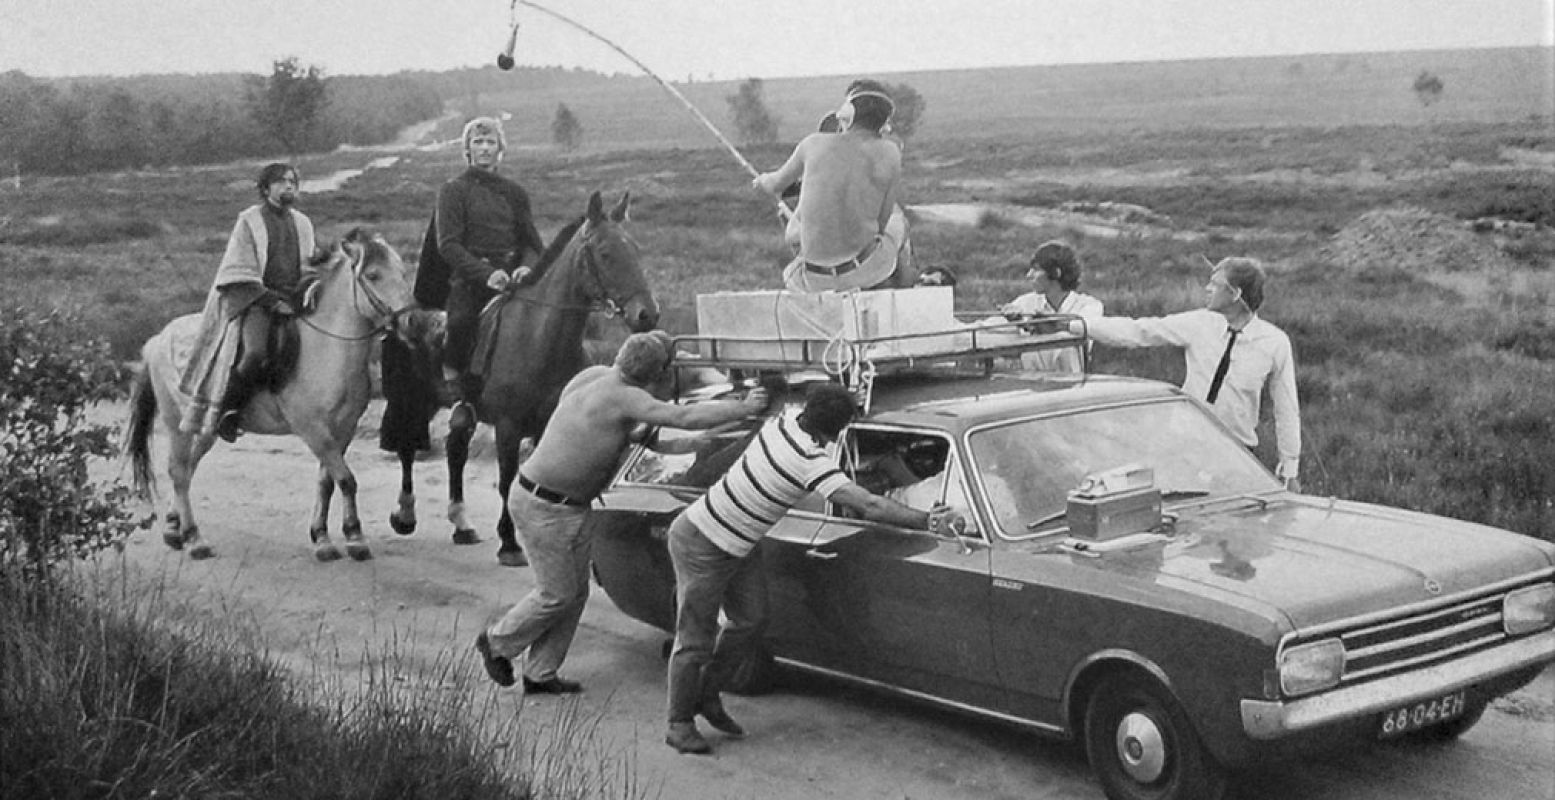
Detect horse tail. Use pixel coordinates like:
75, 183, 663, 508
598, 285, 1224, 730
125, 365, 158, 500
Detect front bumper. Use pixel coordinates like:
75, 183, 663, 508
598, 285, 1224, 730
1241, 629, 1555, 740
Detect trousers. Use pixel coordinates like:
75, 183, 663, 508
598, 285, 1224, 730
485, 490, 592, 682
665, 513, 768, 723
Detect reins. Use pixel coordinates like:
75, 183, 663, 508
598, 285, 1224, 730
499, 223, 631, 318
295, 243, 403, 341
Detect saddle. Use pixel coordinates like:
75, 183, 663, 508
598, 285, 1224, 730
256, 315, 302, 390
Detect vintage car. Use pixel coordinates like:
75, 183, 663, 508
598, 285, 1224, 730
585, 319, 1555, 800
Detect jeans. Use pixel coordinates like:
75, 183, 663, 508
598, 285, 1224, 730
486, 491, 592, 682
665, 513, 767, 724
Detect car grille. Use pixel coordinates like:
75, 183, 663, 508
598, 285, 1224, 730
1338, 592, 1508, 683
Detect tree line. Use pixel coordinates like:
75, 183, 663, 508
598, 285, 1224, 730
0, 63, 443, 176
0, 62, 927, 175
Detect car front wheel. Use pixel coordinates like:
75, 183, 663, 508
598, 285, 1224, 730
1084, 674, 1227, 800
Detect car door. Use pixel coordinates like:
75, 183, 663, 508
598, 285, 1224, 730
764, 427, 1001, 709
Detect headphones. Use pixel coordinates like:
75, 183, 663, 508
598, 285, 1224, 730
835, 90, 895, 130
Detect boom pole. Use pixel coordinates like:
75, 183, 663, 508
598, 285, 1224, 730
514, 0, 791, 220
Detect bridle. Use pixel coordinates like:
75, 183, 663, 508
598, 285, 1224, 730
502, 220, 640, 318
296, 241, 405, 342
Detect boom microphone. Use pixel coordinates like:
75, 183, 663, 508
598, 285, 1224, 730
496, 23, 519, 70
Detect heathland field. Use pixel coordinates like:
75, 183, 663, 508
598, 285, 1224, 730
2, 46, 1552, 540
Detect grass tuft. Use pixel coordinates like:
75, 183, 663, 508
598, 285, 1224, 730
0, 562, 652, 800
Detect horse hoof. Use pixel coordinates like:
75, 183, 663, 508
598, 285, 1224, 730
315, 544, 343, 562
189, 543, 214, 560
389, 512, 417, 536
497, 548, 529, 568
452, 528, 481, 546
163, 531, 185, 551
343, 527, 372, 561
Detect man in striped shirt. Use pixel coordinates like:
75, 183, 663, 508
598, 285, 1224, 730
664, 383, 960, 754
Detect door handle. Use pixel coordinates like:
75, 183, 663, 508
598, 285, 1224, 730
804, 547, 838, 560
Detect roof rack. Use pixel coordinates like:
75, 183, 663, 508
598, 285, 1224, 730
671, 313, 1091, 413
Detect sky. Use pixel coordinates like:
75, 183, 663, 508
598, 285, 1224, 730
0, 0, 1549, 81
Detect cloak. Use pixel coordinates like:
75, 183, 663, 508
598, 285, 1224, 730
176, 204, 316, 436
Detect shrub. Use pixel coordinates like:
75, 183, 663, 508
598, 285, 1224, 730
0, 305, 147, 575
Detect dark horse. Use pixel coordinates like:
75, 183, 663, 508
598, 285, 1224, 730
380, 191, 658, 566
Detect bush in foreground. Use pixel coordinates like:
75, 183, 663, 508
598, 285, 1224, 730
0, 306, 146, 574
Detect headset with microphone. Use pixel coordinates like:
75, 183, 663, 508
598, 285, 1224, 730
835, 89, 895, 131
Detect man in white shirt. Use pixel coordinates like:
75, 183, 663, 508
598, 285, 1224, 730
1003, 240, 1104, 373
1073, 257, 1301, 490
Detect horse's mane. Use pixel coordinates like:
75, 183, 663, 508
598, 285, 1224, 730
527, 216, 585, 282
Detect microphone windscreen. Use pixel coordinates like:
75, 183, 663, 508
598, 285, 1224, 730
497, 24, 519, 70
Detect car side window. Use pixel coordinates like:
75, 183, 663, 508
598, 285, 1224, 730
833, 429, 962, 521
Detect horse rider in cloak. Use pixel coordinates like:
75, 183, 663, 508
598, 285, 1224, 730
179, 162, 323, 441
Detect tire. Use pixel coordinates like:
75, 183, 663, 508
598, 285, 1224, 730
725, 643, 776, 696
1406, 699, 1488, 743
1083, 674, 1227, 800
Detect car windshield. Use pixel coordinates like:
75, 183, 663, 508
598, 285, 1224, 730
968, 398, 1278, 538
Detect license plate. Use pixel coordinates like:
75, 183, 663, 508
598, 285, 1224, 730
1378, 690, 1467, 738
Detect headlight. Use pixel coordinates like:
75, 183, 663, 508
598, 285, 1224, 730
1504, 584, 1555, 635
1278, 638, 1345, 696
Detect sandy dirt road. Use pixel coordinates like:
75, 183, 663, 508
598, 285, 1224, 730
110, 400, 1555, 800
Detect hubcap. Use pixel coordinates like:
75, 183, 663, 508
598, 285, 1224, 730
1115, 711, 1168, 783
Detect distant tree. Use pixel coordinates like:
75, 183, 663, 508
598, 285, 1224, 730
551, 102, 583, 151
1413, 70, 1445, 107
245, 57, 329, 157
727, 78, 779, 145
89, 89, 146, 170
884, 82, 925, 139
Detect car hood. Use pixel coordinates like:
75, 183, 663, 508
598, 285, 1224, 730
1101, 495, 1555, 632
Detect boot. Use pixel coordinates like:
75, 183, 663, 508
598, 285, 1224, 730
698, 694, 746, 738
664, 722, 712, 755
215, 363, 263, 443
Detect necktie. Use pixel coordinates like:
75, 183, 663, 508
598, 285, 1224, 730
1206, 328, 1240, 404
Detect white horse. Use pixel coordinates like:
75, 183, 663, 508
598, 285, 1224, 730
125, 229, 413, 561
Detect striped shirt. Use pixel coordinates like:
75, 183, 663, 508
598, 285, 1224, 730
683, 412, 852, 557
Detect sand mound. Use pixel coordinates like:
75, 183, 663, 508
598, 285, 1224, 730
1322, 207, 1518, 274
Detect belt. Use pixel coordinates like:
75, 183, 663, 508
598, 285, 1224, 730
803, 237, 882, 276
805, 258, 858, 276
516, 474, 591, 508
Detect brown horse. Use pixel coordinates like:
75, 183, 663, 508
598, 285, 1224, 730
125, 229, 413, 561
381, 191, 658, 566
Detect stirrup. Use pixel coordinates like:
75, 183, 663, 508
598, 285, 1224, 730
449, 401, 477, 435
216, 410, 243, 443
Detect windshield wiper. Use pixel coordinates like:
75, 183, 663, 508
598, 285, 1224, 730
1025, 510, 1068, 531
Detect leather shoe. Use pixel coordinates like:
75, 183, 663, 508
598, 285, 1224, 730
698, 699, 746, 738
665, 722, 712, 755
474, 632, 514, 687
522, 676, 582, 695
